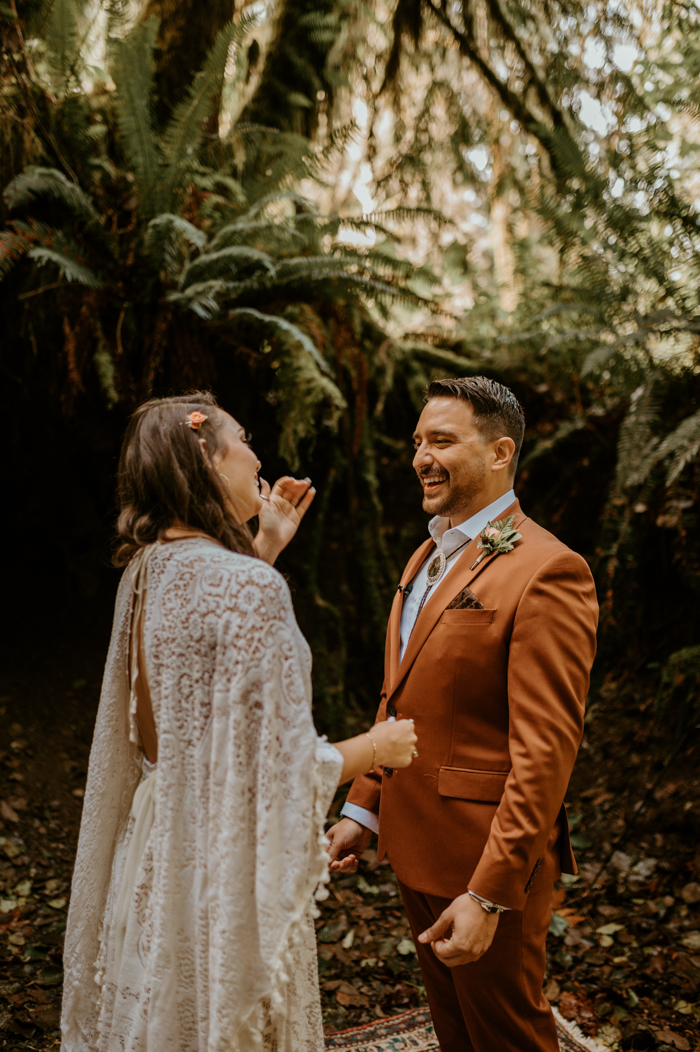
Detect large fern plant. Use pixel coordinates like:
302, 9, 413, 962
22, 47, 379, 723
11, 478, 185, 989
0, 4, 440, 468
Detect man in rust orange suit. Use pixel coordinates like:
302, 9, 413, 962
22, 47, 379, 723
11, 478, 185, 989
327, 376, 598, 1052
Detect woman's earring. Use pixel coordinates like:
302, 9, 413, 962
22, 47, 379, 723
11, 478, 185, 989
219, 472, 230, 485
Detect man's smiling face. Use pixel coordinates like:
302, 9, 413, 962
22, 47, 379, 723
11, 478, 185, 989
412, 397, 492, 521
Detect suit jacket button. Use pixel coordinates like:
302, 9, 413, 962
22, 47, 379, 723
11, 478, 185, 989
384, 767, 394, 777
387, 704, 397, 718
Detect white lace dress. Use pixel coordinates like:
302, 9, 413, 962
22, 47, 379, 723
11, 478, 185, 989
61, 539, 343, 1052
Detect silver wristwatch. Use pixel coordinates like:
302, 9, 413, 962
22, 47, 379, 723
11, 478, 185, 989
468, 890, 508, 914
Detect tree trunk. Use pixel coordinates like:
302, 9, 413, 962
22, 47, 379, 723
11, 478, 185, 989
140, 0, 235, 125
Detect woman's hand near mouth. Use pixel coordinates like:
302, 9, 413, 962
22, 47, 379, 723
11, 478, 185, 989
253, 476, 316, 565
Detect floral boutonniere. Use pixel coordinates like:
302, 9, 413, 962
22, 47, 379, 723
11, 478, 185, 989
470, 515, 522, 570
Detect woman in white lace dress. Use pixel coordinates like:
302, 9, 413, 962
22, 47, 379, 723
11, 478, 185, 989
61, 392, 416, 1052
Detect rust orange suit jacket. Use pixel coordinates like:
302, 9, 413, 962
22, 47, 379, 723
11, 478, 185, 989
346, 499, 599, 911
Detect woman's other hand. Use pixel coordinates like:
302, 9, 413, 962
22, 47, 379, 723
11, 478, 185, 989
371, 718, 417, 769
254, 477, 316, 564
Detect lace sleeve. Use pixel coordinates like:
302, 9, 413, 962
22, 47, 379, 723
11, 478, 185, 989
196, 556, 343, 1041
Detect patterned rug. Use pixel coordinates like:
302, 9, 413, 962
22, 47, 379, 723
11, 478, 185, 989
325, 1006, 607, 1051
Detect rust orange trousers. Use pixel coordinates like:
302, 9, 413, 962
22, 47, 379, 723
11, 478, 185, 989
399, 875, 559, 1052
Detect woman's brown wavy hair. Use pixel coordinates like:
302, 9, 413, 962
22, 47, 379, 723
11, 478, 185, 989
114, 392, 256, 566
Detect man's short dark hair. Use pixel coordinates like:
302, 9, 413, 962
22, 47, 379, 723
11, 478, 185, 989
425, 376, 525, 473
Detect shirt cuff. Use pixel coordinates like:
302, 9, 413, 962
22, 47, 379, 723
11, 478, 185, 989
340, 802, 379, 834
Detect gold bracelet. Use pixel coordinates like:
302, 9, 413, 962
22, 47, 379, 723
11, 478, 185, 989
364, 731, 377, 771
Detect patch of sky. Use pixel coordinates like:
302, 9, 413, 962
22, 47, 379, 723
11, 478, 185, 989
611, 177, 625, 198
466, 146, 490, 173
578, 91, 616, 135
583, 37, 607, 70
353, 162, 377, 215
624, 115, 645, 134
633, 191, 649, 215
612, 42, 638, 73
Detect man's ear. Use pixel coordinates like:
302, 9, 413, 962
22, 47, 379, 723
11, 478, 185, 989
492, 436, 516, 473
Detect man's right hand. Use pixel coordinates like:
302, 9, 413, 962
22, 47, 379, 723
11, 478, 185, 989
326, 817, 373, 873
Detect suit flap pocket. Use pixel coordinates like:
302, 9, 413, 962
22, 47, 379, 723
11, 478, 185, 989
440, 608, 496, 625
437, 766, 509, 803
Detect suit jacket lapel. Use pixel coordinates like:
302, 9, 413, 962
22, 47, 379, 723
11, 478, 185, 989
386, 538, 433, 689
387, 501, 526, 702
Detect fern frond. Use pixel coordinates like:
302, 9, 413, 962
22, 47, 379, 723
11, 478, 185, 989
93, 329, 119, 408
615, 379, 661, 490
3, 166, 98, 223
166, 280, 227, 319
235, 191, 315, 224
0, 228, 37, 278
270, 267, 438, 310
402, 342, 482, 374
229, 306, 345, 469
161, 12, 258, 205
229, 307, 333, 377
27, 246, 102, 287
190, 169, 247, 205
656, 409, 700, 486
364, 206, 453, 229
520, 416, 588, 468
335, 247, 442, 286
208, 219, 306, 253
145, 213, 208, 275
110, 18, 161, 216
306, 123, 360, 178
46, 0, 83, 89
581, 336, 637, 376
181, 245, 276, 289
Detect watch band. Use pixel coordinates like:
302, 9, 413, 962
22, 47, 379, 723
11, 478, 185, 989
468, 890, 507, 914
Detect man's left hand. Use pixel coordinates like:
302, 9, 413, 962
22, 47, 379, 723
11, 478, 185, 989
254, 477, 315, 564
418, 892, 500, 967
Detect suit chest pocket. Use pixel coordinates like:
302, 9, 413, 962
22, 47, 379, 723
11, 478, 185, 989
440, 608, 496, 626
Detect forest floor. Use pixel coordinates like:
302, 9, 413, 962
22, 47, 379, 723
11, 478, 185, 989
0, 634, 699, 1051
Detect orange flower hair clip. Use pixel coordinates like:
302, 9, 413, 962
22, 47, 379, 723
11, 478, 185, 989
184, 411, 208, 430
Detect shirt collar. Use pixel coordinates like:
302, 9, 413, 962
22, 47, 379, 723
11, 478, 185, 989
428, 489, 516, 556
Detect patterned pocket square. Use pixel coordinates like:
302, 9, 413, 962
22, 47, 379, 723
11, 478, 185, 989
446, 586, 484, 610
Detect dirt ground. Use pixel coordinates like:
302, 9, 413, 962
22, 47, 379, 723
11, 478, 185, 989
0, 632, 699, 1051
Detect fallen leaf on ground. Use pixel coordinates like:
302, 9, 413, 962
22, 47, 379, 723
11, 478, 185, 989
597, 923, 625, 935
654, 1030, 690, 1050
0, 800, 19, 822
680, 882, 700, 904
543, 979, 560, 1001
597, 1023, 622, 1046
336, 982, 369, 1008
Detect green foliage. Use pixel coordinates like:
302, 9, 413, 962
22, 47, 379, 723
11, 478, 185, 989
657, 645, 700, 743
45, 0, 83, 88
4, 166, 98, 222
0, 0, 448, 730
159, 13, 258, 205
5, 0, 700, 732
144, 213, 208, 273
110, 18, 162, 215
27, 245, 102, 287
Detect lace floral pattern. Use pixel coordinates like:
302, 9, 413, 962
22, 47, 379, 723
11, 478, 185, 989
61, 539, 343, 1051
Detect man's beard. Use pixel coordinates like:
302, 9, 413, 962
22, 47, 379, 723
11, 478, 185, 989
420, 462, 488, 519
